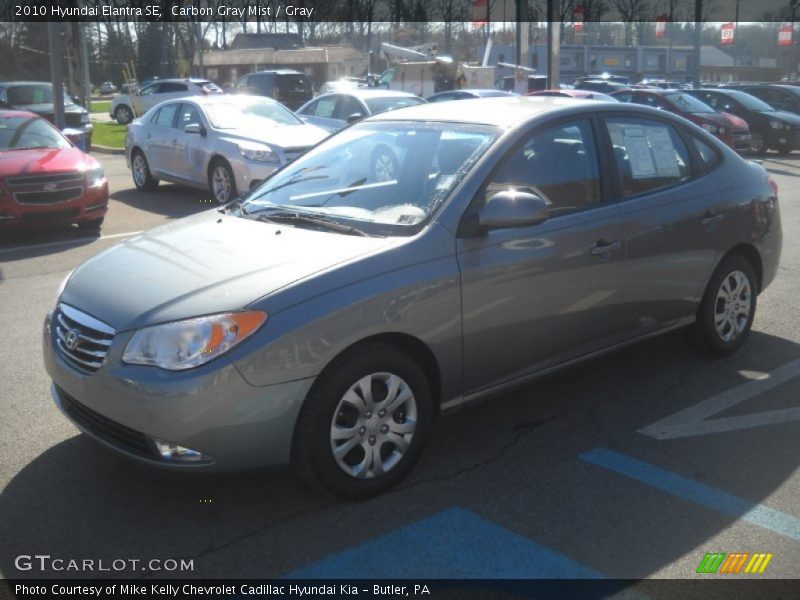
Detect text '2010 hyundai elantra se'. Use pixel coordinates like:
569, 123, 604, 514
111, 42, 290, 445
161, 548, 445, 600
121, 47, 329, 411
45, 97, 782, 499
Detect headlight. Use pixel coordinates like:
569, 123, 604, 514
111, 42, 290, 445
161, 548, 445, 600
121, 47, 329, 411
80, 113, 90, 124
239, 144, 277, 162
785, 124, 792, 131
701, 123, 718, 134
86, 165, 105, 187
122, 311, 267, 370
718, 126, 726, 135
769, 120, 783, 130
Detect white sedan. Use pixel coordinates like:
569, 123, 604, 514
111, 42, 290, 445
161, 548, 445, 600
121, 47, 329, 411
124, 95, 330, 203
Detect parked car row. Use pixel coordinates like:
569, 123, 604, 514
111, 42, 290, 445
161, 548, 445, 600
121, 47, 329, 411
46, 96, 781, 500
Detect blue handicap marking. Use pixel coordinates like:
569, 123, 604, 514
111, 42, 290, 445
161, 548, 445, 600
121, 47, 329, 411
581, 448, 800, 542
287, 506, 603, 579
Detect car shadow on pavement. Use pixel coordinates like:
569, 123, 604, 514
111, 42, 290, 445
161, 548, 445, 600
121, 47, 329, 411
111, 186, 219, 219
1, 330, 798, 579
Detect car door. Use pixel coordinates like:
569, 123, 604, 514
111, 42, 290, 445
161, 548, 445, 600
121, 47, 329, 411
603, 115, 730, 333
457, 117, 628, 393
172, 102, 210, 185
145, 102, 181, 178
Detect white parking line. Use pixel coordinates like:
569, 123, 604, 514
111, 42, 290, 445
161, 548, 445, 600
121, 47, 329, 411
0, 231, 141, 255
639, 359, 800, 439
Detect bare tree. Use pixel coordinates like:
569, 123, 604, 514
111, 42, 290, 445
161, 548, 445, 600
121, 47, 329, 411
613, 0, 650, 46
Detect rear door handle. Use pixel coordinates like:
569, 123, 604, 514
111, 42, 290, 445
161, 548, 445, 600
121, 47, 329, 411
701, 212, 724, 226
590, 239, 621, 258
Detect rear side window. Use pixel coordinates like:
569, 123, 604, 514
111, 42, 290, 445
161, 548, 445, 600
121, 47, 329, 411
310, 97, 336, 117
605, 117, 692, 198
155, 104, 178, 128
277, 75, 312, 95
690, 135, 721, 171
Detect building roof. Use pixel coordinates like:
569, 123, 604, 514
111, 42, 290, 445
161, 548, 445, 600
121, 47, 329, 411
229, 33, 303, 51
203, 46, 364, 67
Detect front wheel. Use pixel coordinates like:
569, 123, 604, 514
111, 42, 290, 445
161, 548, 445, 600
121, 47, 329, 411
750, 132, 768, 155
209, 159, 237, 204
689, 255, 757, 357
292, 343, 433, 500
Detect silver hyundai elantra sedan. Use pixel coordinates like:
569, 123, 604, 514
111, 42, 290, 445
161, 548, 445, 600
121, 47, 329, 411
125, 95, 329, 203
46, 97, 781, 499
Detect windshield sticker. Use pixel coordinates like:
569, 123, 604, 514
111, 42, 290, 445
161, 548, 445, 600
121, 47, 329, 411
622, 127, 657, 179
646, 126, 681, 178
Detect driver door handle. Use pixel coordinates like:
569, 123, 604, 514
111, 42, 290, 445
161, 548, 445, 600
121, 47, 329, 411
701, 211, 724, 227
590, 239, 621, 258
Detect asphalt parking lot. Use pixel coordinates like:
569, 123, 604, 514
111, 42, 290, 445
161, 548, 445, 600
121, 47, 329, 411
0, 153, 798, 584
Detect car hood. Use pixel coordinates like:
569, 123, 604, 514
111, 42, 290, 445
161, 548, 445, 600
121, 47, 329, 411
219, 123, 328, 149
764, 110, 800, 125
0, 146, 92, 176
61, 210, 398, 331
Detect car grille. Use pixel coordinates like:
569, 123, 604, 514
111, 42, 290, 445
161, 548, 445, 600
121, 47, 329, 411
54, 303, 115, 373
283, 146, 308, 162
57, 387, 157, 458
732, 129, 751, 150
6, 172, 85, 205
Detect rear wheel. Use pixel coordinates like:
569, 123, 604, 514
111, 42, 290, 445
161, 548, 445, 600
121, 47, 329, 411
114, 105, 134, 125
689, 254, 757, 357
131, 150, 158, 191
292, 343, 433, 500
371, 145, 399, 182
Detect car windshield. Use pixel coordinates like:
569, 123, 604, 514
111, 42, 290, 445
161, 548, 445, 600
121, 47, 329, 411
0, 116, 70, 150
237, 121, 498, 235
364, 96, 425, 114
205, 99, 304, 128
7, 85, 72, 105
728, 91, 776, 112
666, 92, 714, 113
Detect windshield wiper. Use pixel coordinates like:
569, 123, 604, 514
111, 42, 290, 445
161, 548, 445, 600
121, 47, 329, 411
256, 211, 370, 237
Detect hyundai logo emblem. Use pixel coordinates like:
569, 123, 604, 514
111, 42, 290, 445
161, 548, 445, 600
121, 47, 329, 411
64, 329, 80, 350
43, 183, 58, 191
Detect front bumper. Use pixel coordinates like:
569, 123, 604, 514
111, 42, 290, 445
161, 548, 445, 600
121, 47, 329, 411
0, 180, 108, 228
229, 156, 281, 193
44, 312, 313, 471
767, 129, 798, 151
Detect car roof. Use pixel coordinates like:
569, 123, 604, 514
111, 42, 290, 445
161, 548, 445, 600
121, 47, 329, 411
368, 96, 623, 127
172, 94, 283, 108
0, 81, 52, 87
142, 78, 210, 84
250, 69, 306, 75
315, 89, 421, 100
0, 109, 38, 118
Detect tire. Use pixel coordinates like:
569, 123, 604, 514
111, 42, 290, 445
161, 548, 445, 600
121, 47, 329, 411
209, 159, 237, 204
78, 216, 104, 231
750, 132, 768, 155
689, 254, 757, 358
371, 145, 399, 182
114, 105, 134, 125
291, 343, 433, 500
131, 150, 158, 191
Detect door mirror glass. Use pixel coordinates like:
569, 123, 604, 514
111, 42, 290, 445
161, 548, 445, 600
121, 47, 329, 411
184, 123, 204, 135
346, 112, 365, 124
477, 190, 549, 231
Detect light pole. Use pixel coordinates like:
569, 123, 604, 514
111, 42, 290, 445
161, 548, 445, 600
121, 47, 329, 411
791, 0, 799, 80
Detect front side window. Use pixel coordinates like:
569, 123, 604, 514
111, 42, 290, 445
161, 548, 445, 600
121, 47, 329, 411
606, 117, 692, 198
482, 119, 601, 217
160, 82, 188, 93
336, 96, 365, 119
7, 85, 53, 105
238, 122, 498, 235
139, 84, 158, 96
178, 104, 202, 129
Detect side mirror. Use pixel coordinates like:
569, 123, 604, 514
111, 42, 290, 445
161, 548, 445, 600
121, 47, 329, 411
346, 112, 365, 124
184, 123, 205, 136
463, 190, 549, 236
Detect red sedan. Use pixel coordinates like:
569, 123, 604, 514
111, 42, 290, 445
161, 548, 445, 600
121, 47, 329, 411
611, 89, 751, 152
0, 110, 108, 229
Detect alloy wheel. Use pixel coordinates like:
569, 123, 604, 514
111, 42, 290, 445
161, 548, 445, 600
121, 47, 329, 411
714, 270, 752, 343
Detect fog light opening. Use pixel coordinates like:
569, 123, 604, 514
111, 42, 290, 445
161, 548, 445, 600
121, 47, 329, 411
153, 439, 212, 463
